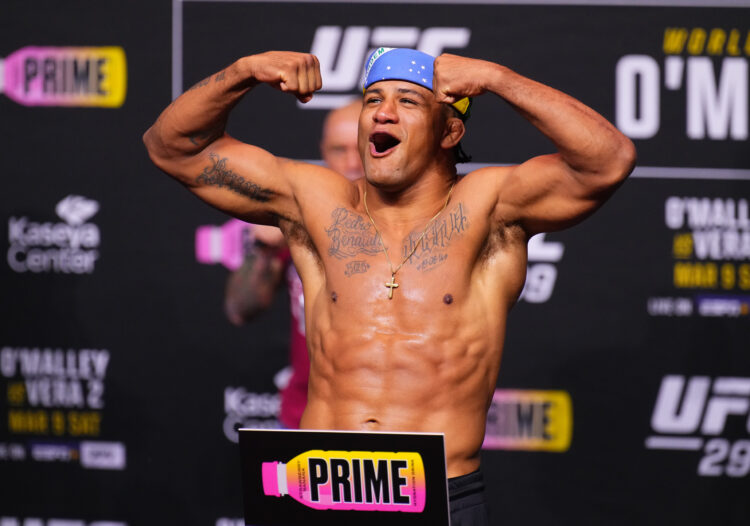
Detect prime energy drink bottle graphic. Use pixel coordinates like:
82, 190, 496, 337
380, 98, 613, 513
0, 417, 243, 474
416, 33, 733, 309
262, 449, 426, 512
0, 46, 127, 107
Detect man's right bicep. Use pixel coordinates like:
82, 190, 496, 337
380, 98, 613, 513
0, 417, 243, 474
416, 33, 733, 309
165, 135, 297, 224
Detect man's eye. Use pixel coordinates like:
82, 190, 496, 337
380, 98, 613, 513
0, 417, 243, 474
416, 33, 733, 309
401, 98, 416, 105
366, 97, 380, 104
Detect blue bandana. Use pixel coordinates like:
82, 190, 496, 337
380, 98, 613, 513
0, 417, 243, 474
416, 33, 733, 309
363, 47, 471, 118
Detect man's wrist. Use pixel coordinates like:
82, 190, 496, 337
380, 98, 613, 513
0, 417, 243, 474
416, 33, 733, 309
483, 62, 510, 96
234, 56, 260, 89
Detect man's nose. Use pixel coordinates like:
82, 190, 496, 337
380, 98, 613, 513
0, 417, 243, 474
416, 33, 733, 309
373, 99, 398, 123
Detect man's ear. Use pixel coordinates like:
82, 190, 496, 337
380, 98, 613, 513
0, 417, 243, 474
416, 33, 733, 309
441, 117, 465, 150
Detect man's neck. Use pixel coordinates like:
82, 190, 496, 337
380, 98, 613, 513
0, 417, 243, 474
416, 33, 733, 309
363, 168, 457, 231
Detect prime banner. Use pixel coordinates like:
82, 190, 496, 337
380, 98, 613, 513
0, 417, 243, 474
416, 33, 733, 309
1, 1, 748, 526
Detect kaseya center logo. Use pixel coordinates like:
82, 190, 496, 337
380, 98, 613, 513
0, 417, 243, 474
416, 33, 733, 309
7, 195, 101, 274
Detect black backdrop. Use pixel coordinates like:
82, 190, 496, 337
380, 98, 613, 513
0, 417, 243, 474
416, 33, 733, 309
1, 1, 749, 525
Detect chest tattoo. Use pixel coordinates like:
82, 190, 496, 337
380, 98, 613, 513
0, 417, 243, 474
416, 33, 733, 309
325, 208, 380, 259
403, 202, 469, 272
324, 203, 470, 275
344, 260, 371, 277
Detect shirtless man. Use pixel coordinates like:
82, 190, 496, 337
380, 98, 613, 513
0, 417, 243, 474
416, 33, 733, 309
224, 101, 363, 429
144, 48, 635, 524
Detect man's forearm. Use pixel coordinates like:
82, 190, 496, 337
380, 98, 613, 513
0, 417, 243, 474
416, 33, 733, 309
484, 63, 635, 176
143, 58, 255, 160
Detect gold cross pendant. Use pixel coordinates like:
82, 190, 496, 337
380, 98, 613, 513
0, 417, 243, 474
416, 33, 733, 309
384, 274, 399, 299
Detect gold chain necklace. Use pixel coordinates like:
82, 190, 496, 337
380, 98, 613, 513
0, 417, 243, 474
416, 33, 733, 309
363, 182, 455, 299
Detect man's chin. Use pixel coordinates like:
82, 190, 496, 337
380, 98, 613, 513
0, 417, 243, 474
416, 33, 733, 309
365, 172, 409, 193
365, 156, 399, 177
365, 164, 392, 182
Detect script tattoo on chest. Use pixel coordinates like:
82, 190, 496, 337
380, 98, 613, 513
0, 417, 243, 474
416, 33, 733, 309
325, 208, 380, 259
197, 153, 273, 202
403, 202, 469, 272
345, 260, 370, 277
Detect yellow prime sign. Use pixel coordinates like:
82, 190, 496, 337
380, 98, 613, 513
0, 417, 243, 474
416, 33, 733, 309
482, 389, 573, 452
0, 46, 127, 107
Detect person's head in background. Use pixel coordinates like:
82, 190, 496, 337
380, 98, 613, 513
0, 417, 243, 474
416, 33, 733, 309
320, 101, 364, 181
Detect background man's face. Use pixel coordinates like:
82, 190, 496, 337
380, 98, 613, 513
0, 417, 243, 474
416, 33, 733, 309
321, 103, 364, 181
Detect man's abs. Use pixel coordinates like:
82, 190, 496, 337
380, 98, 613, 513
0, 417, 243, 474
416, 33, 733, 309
300, 284, 509, 478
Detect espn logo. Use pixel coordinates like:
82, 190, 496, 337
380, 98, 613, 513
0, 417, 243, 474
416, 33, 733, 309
304, 25, 471, 109
79, 441, 126, 470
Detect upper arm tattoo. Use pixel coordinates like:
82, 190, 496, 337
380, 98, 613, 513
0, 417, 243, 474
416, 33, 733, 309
196, 153, 274, 202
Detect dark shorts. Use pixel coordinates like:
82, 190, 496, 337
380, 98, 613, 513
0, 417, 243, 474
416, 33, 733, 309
448, 469, 490, 526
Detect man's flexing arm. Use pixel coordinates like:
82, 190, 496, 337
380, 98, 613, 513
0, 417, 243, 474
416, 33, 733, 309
434, 54, 636, 236
143, 52, 322, 224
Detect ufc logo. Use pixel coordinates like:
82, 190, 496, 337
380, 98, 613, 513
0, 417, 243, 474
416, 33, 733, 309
303, 25, 471, 109
651, 375, 750, 435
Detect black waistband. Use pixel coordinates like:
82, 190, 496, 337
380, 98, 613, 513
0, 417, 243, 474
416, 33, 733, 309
448, 469, 485, 501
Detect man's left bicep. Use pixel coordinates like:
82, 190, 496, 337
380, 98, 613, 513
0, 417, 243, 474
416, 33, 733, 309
494, 154, 614, 235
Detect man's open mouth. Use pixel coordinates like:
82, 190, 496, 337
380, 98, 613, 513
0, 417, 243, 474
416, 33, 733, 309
369, 132, 401, 156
